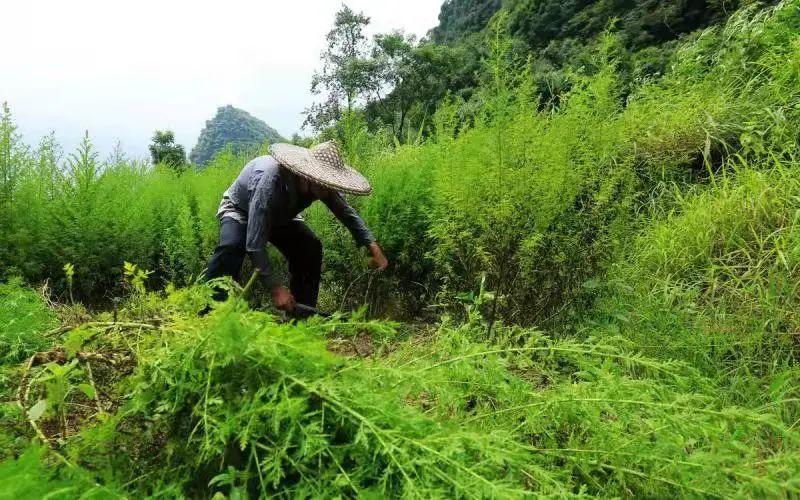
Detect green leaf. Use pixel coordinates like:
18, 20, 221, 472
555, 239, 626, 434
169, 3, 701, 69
613, 312, 630, 323
64, 328, 91, 358
28, 399, 47, 422
78, 383, 96, 400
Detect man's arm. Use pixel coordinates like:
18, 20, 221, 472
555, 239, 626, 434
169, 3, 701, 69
322, 192, 375, 246
245, 171, 277, 285
246, 170, 296, 309
322, 192, 388, 270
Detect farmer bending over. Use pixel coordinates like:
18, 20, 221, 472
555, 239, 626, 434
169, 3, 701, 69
203, 141, 388, 312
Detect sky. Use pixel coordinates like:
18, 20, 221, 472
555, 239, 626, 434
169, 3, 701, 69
1, 0, 442, 160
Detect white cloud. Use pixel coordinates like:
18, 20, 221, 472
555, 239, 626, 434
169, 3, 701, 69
0, 0, 441, 159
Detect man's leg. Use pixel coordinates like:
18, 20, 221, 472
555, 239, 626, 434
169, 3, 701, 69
204, 217, 247, 301
269, 220, 323, 308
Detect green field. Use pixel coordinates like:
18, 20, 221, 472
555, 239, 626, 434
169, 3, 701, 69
2, 1, 800, 497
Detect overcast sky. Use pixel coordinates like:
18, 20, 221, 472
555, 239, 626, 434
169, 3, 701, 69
1, 0, 442, 160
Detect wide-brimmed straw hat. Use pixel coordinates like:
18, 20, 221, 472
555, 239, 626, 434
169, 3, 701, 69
270, 141, 372, 195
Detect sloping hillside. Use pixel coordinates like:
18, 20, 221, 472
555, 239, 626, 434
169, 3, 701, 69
189, 105, 284, 166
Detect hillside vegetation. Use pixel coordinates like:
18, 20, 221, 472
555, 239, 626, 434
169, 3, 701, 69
432, 0, 778, 49
1, 0, 800, 497
368, 0, 783, 142
190, 105, 285, 166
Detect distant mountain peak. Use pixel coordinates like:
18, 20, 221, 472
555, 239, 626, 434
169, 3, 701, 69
190, 105, 285, 166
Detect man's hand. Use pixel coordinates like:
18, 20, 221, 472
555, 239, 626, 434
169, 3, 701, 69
271, 285, 296, 311
367, 242, 389, 271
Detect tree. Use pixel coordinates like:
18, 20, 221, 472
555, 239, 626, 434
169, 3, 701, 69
0, 102, 27, 268
290, 133, 314, 148
365, 37, 476, 141
149, 130, 186, 170
0, 102, 20, 217
303, 5, 375, 132
305, 5, 482, 141
365, 31, 417, 140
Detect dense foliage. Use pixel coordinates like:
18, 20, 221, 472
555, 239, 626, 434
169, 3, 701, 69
1, 0, 800, 497
2, 280, 799, 497
366, 0, 784, 140
148, 130, 186, 170
429, 0, 502, 43
190, 105, 284, 166
0, 278, 56, 365
501, 0, 776, 52
303, 6, 374, 132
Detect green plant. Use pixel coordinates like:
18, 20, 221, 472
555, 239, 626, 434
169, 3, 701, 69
63, 263, 75, 304
29, 359, 86, 441
122, 261, 152, 296
3, 284, 797, 497
453, 273, 494, 326
0, 278, 55, 364
148, 130, 186, 171
0, 446, 121, 499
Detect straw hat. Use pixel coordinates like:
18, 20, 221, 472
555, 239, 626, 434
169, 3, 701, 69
270, 141, 372, 195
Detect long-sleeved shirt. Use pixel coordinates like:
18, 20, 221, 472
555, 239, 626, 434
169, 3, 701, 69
216, 155, 375, 286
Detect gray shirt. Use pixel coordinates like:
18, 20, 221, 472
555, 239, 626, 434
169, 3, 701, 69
217, 155, 375, 284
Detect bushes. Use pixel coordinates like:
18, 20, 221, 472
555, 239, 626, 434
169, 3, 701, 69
0, 121, 249, 301
121, 302, 529, 497
115, 298, 800, 496
384, 320, 800, 497
1, 3, 798, 323
2, 286, 798, 497
593, 158, 800, 408
0, 279, 56, 458
313, 0, 799, 324
574, 3, 800, 403
0, 446, 121, 499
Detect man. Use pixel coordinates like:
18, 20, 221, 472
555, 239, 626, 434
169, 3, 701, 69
203, 140, 388, 312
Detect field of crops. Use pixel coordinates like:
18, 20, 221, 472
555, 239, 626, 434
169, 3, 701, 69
2, 1, 800, 497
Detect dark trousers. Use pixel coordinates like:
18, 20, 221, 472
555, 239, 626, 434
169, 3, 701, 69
204, 217, 322, 307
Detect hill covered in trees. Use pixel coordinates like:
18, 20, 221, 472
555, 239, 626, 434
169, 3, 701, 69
347, 0, 784, 142
189, 105, 284, 166
429, 0, 503, 43
431, 0, 777, 51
